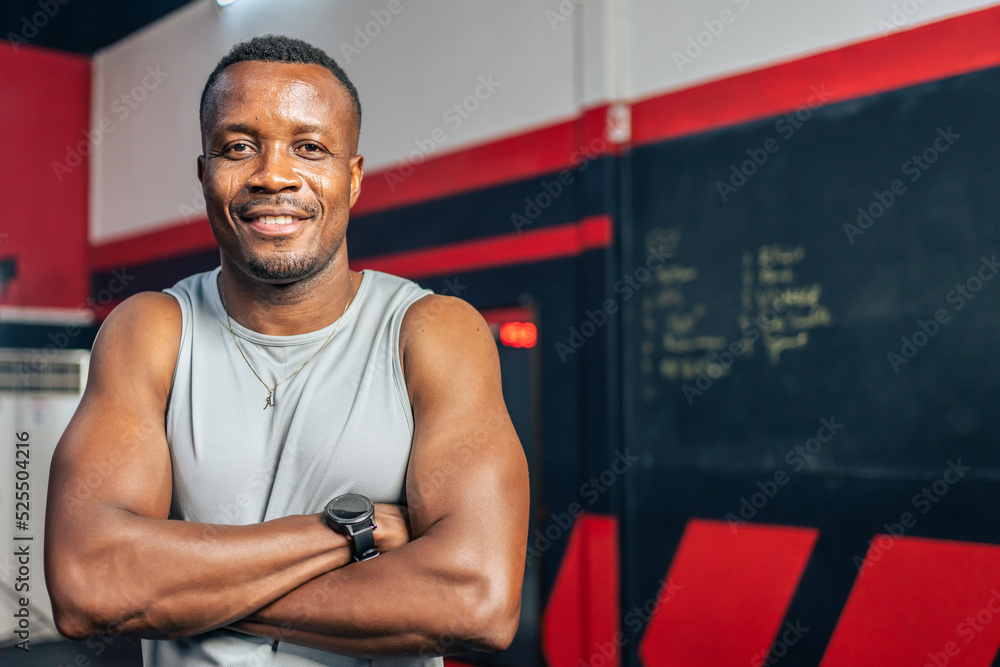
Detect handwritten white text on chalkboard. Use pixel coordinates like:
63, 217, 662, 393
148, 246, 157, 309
636, 231, 833, 404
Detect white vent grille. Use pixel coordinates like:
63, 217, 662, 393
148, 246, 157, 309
0, 352, 83, 394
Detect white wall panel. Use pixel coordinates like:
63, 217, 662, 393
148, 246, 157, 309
625, 0, 998, 101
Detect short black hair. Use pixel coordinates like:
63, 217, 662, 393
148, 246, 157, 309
199, 34, 361, 136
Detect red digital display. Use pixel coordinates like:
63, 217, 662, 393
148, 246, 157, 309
500, 322, 537, 348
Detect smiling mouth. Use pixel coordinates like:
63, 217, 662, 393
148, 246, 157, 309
251, 215, 299, 225
240, 214, 311, 235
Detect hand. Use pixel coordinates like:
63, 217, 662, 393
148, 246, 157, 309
373, 503, 411, 552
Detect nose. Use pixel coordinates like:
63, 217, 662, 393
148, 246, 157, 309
245, 146, 301, 193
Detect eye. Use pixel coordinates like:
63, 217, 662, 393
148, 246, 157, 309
296, 142, 329, 158
223, 141, 256, 158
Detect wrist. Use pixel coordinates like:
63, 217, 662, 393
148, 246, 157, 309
300, 512, 353, 569
324, 494, 380, 562
371, 504, 411, 552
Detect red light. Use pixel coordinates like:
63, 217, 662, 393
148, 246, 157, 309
500, 322, 537, 348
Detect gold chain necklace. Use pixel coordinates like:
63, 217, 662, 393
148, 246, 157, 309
220, 275, 354, 410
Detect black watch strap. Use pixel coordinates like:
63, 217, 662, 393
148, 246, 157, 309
350, 522, 378, 561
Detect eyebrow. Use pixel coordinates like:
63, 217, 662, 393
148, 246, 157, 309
215, 123, 329, 137
290, 124, 326, 135
216, 123, 257, 137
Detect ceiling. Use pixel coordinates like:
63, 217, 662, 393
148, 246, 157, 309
1, 0, 197, 55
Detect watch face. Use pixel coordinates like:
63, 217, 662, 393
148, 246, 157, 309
326, 493, 373, 525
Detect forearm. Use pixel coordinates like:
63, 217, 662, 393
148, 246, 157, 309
231, 532, 516, 657
230, 616, 460, 659
46, 508, 351, 640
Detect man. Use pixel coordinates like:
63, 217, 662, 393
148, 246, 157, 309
44, 35, 529, 666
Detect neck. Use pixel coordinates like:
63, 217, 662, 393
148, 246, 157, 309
217, 253, 359, 336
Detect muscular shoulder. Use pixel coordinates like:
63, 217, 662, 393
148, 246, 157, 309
399, 295, 499, 405
88, 292, 182, 403
400, 294, 494, 358
400, 293, 487, 336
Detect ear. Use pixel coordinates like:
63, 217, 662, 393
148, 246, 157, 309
348, 154, 364, 208
197, 155, 206, 184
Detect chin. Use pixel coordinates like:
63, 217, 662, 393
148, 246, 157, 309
245, 259, 317, 282
239, 246, 341, 284
219, 230, 345, 284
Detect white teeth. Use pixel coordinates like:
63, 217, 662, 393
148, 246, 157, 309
255, 215, 294, 225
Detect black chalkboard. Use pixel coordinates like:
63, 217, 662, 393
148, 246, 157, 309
625, 66, 1000, 476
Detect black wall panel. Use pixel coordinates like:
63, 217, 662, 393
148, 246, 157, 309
623, 66, 1000, 476
619, 65, 1000, 666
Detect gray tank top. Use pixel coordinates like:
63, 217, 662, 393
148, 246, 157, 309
144, 266, 441, 667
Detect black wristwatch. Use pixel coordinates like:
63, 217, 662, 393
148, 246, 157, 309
324, 493, 379, 562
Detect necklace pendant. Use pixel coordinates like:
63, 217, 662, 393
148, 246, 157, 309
264, 387, 276, 410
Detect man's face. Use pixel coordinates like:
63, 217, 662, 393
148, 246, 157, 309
198, 61, 363, 285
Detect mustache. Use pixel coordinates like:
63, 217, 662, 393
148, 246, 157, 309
231, 194, 321, 219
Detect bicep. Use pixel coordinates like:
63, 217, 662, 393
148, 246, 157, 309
47, 293, 180, 527
50, 387, 173, 522
402, 297, 529, 552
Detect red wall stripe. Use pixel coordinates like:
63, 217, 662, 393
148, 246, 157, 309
351, 106, 611, 217
87, 216, 605, 318
479, 306, 535, 326
350, 215, 612, 280
90, 219, 217, 273
1, 42, 91, 309
91, 215, 611, 286
822, 536, 1000, 666
541, 513, 621, 667
638, 519, 818, 667
631, 5, 1000, 146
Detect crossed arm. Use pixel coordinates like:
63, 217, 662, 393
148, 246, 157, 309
44, 291, 529, 657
